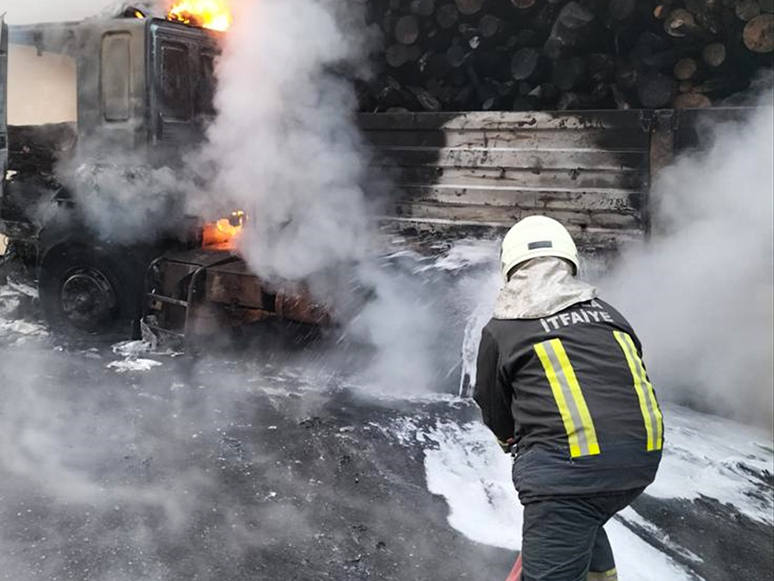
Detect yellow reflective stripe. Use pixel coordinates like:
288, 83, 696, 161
614, 331, 663, 451
622, 332, 663, 450
534, 339, 600, 458
551, 340, 601, 456
647, 380, 663, 450
613, 331, 654, 450
535, 342, 582, 457
587, 569, 618, 581
623, 333, 663, 450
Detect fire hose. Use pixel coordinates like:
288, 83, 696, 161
504, 554, 522, 581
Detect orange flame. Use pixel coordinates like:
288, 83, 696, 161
203, 211, 245, 249
168, 0, 232, 31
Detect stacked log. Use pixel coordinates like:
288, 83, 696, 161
359, 0, 774, 112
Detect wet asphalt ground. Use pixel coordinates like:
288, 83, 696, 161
0, 336, 771, 581
0, 339, 515, 581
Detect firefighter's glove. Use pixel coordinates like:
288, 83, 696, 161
497, 437, 516, 454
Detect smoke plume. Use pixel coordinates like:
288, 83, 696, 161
191, 0, 451, 392
603, 91, 774, 430
194, 0, 377, 282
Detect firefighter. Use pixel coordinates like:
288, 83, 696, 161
473, 216, 663, 581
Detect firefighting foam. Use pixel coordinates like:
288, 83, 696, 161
167, 0, 232, 31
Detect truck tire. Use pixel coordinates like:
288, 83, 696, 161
39, 245, 142, 337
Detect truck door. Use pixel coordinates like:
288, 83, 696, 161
0, 16, 8, 202
148, 21, 220, 160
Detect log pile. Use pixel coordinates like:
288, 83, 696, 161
358, 0, 774, 112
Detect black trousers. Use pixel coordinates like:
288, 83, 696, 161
521, 488, 644, 581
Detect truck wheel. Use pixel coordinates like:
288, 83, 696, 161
39, 246, 140, 336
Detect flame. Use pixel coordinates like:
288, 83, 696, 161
203, 211, 245, 249
168, 0, 232, 31
122, 6, 146, 19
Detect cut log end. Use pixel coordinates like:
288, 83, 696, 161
664, 8, 696, 37
511, 47, 541, 80
674, 57, 699, 80
703, 43, 727, 67
410, 0, 435, 16
436, 4, 459, 29
558, 2, 595, 30
478, 14, 501, 39
455, 0, 485, 16
673, 92, 712, 108
411, 87, 442, 111
744, 14, 774, 53
395, 15, 420, 45
736, 0, 762, 22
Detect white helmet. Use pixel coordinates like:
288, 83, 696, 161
500, 216, 579, 280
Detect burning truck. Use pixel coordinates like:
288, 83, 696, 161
0, 1, 758, 342
0, 5, 332, 339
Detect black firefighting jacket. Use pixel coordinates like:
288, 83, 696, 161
474, 298, 663, 503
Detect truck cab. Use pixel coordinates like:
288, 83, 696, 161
0, 15, 220, 225
0, 15, 222, 334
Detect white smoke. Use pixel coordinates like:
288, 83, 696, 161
57, 154, 191, 243
196, 0, 376, 282
192, 0, 453, 392
603, 93, 774, 430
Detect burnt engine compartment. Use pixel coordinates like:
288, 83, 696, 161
2, 122, 76, 224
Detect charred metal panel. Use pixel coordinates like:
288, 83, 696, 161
360, 110, 651, 253
643, 107, 757, 239
74, 19, 148, 150
647, 110, 676, 184
205, 260, 267, 310
144, 248, 234, 335
147, 19, 221, 162
146, 249, 331, 337
205, 260, 331, 326
673, 107, 756, 154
